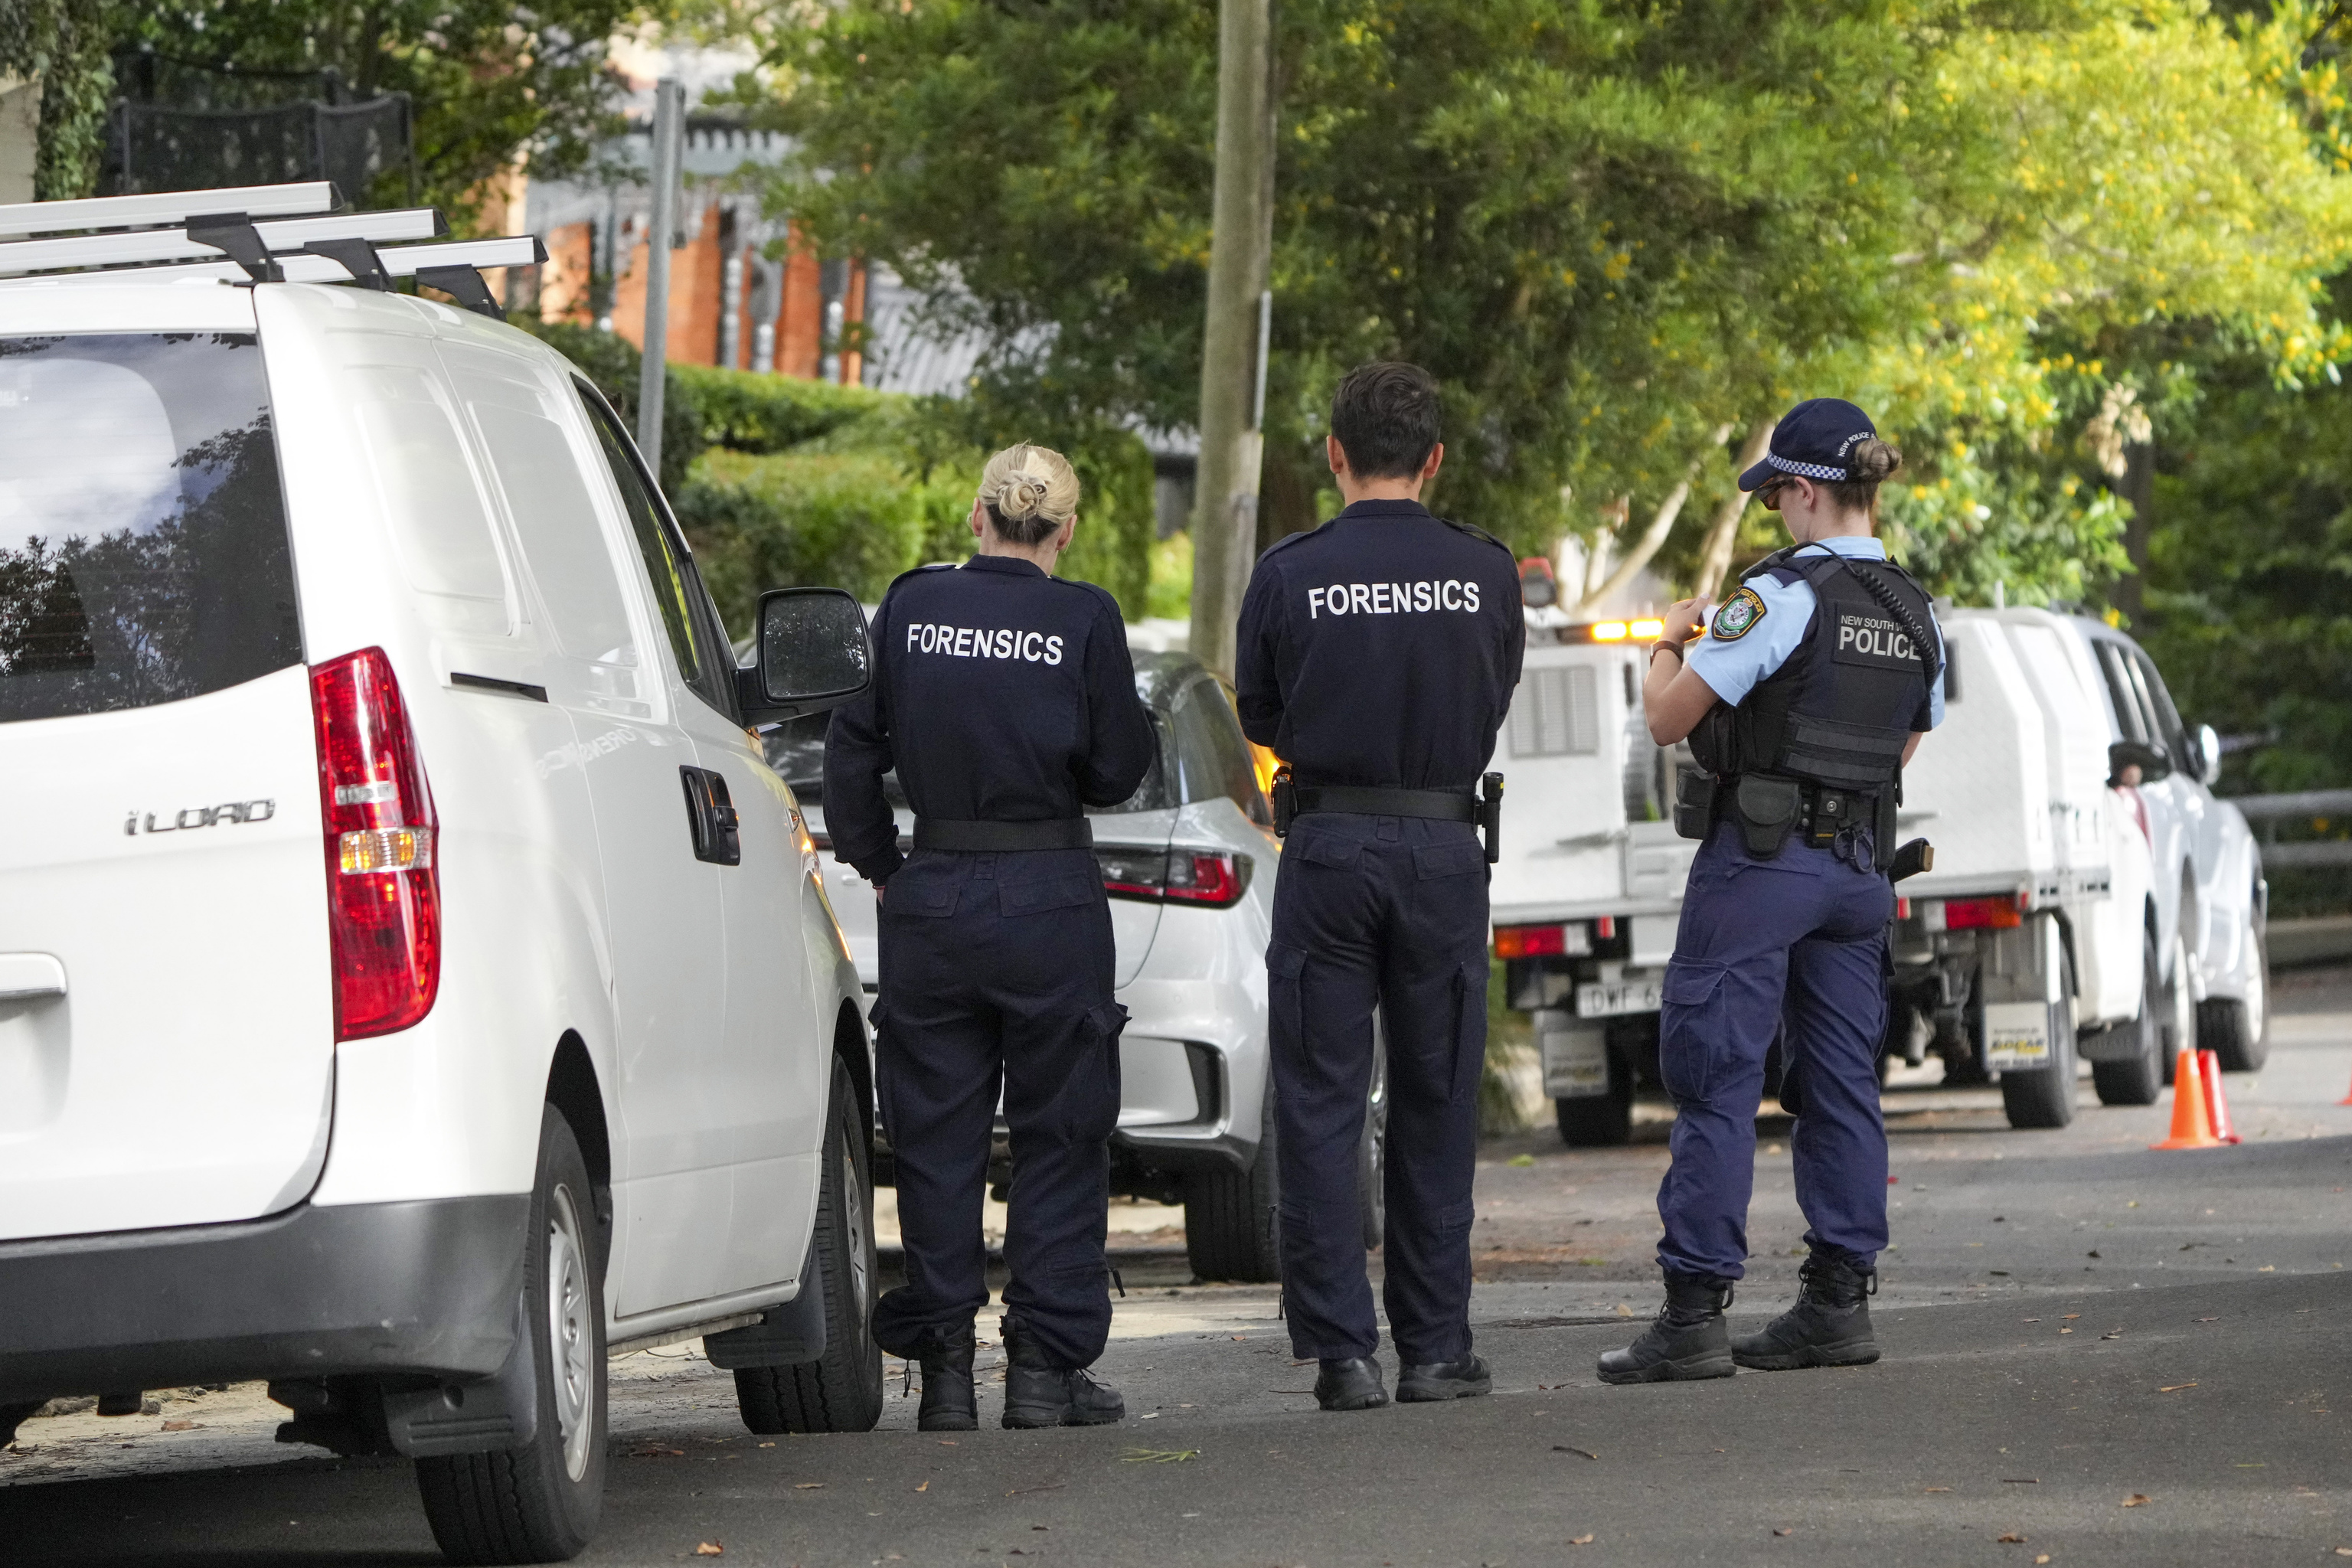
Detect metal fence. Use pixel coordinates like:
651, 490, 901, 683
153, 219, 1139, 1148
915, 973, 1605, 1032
2233, 789, 2352, 868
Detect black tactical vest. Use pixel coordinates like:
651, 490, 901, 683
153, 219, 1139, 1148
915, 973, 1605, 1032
1698, 549, 1939, 793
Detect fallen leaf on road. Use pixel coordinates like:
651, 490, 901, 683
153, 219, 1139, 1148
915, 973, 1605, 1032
915, 1481, 929, 1492
1508, 1153, 1536, 1167
2001, 1478, 2038, 1485
1773, 1527, 1794, 1537
1230, 1335, 1247, 1341
757, 1442, 774, 1449
1924, 1488, 1952, 1494
1998, 1533, 2028, 1544
694, 1544, 723, 1557
2159, 1383, 2197, 1393
2060, 1328, 2073, 1334
2260, 1265, 2277, 1272
2334, 1548, 2352, 1557
2123, 1493, 2152, 1506
1613, 1304, 1633, 1318
2037, 1557, 2051, 1565
2194, 1316, 2219, 1323
2100, 1329, 2125, 1340
1570, 1535, 1596, 1546
937, 1440, 958, 1446
2060, 1314, 2080, 1321
2022, 1318, 2040, 1323
1004, 1482, 1066, 1498
1553, 1446, 1599, 1461
794, 1482, 825, 1490
630, 1447, 686, 1458
159, 1420, 196, 1432
2087, 1250, 2101, 1259
1122, 1448, 1198, 1464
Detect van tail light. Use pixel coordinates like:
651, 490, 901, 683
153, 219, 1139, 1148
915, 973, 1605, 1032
312, 648, 440, 1040
1942, 893, 2024, 931
1096, 846, 1251, 908
1492, 922, 1595, 959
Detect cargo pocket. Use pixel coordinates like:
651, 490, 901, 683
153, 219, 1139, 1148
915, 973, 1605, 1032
1267, 943, 1308, 1050
1079, 1001, 1129, 1140
1449, 956, 1488, 1104
1657, 962, 1730, 1102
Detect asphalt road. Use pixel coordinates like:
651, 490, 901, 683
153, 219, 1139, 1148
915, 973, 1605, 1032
7, 966, 2349, 1567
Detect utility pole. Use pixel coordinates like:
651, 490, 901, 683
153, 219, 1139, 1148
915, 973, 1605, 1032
637, 77, 686, 480
1187, 0, 1275, 679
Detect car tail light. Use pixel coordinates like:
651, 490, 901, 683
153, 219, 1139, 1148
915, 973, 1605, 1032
1096, 846, 1251, 908
312, 648, 439, 1040
1942, 893, 2024, 931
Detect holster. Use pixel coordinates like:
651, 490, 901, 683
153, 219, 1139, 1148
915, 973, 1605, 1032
1672, 767, 1717, 841
1730, 774, 1803, 859
1271, 766, 1297, 838
1479, 772, 1504, 864
1874, 774, 1901, 871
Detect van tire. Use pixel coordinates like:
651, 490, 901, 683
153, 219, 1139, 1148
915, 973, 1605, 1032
734, 1058, 884, 1435
1999, 1013, 2077, 1129
2092, 929, 2166, 1106
2199, 916, 2270, 1073
416, 1108, 606, 1566
1187, 1080, 1281, 1282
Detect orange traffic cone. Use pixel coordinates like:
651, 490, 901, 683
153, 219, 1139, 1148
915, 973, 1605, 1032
2151, 1048, 2224, 1150
2198, 1049, 2243, 1145
2337, 1060, 2352, 1107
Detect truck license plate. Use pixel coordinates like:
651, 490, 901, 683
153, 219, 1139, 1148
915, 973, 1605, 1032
1984, 1002, 2052, 1070
1576, 978, 1662, 1019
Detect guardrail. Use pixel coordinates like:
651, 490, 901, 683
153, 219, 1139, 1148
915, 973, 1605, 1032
2230, 789, 2352, 868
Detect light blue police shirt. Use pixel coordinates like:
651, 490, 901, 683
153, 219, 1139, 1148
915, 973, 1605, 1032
1683, 535, 1945, 729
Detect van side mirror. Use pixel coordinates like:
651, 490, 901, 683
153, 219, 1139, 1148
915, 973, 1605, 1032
2107, 738, 2171, 788
738, 587, 872, 726
2195, 723, 2223, 788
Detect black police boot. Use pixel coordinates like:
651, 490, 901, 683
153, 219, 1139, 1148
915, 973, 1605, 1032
1596, 1273, 1736, 1385
914, 1326, 978, 1432
1731, 1253, 1880, 1370
1396, 1353, 1492, 1403
999, 1315, 1125, 1429
1313, 1357, 1389, 1412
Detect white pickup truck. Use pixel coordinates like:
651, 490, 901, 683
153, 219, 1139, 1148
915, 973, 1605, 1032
1491, 603, 2269, 1141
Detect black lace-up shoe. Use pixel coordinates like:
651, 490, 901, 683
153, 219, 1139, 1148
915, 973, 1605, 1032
1597, 1273, 1737, 1384
914, 1325, 978, 1432
1314, 1357, 1389, 1411
1396, 1354, 1492, 1403
1732, 1253, 1880, 1370
999, 1315, 1125, 1428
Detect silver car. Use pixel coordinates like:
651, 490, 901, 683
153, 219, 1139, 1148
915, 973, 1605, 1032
765, 651, 1384, 1282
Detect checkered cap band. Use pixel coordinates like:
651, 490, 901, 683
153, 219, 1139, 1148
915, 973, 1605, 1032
1765, 452, 1850, 483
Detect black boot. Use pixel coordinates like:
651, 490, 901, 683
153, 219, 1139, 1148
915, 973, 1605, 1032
1731, 1253, 1879, 1370
1313, 1357, 1389, 1412
1396, 1354, 1491, 1403
915, 1326, 978, 1432
999, 1315, 1125, 1429
1596, 1273, 1736, 1385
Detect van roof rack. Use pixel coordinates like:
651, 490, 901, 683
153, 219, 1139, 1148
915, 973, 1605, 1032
0, 181, 541, 319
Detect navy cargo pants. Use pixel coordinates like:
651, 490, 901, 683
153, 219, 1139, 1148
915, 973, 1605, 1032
1655, 823, 1894, 1281
868, 847, 1125, 1370
1269, 812, 1491, 1364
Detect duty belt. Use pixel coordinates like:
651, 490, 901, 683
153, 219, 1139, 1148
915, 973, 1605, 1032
912, 817, 1094, 853
1291, 785, 1479, 824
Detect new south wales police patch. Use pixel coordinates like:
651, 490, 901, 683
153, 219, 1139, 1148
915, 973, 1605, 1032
1710, 586, 1766, 641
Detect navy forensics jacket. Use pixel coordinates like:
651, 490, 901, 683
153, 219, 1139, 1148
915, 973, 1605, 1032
1235, 499, 1525, 789
823, 555, 1157, 884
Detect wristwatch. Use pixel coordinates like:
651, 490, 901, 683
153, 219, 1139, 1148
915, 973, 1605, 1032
1649, 638, 1686, 668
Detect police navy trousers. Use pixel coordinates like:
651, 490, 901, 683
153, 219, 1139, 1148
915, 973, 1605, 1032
1655, 823, 1895, 1282
869, 848, 1125, 1370
1269, 812, 1491, 1364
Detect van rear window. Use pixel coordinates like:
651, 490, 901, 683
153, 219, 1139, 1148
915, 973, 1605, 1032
0, 332, 299, 724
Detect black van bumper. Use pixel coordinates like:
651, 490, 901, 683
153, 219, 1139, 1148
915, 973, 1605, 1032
0, 1196, 528, 1403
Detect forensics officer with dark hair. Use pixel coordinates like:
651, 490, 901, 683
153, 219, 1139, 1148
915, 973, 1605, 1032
1236, 361, 1524, 1413
1600, 398, 1944, 1386
826, 443, 1156, 1432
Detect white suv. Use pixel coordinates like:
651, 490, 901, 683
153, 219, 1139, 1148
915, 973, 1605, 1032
0, 186, 882, 1564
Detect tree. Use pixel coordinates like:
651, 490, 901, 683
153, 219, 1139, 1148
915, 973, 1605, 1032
746, 0, 2352, 612
0, 0, 114, 199
103, 2, 652, 224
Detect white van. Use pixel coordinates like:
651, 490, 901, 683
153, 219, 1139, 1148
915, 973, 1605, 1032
0, 185, 881, 1563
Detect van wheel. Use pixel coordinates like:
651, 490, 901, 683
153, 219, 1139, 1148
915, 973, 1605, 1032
2000, 983, 2079, 1130
1556, 1048, 1633, 1147
0, 1400, 43, 1449
1187, 1080, 1281, 1282
416, 1108, 606, 1566
2198, 915, 2270, 1072
736, 1059, 884, 1435
2092, 929, 2166, 1106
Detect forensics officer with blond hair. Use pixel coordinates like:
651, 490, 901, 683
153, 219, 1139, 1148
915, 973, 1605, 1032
826, 444, 1156, 1432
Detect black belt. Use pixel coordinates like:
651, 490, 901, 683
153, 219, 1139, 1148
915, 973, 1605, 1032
1292, 785, 1478, 824
911, 817, 1093, 853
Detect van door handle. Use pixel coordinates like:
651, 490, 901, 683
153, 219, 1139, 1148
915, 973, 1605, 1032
679, 766, 742, 867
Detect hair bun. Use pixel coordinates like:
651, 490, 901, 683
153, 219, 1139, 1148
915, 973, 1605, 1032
1849, 436, 1903, 484
996, 472, 1051, 522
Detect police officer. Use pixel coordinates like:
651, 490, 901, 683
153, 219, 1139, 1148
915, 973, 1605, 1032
1235, 362, 1524, 1411
825, 443, 1156, 1430
1599, 397, 1943, 1384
